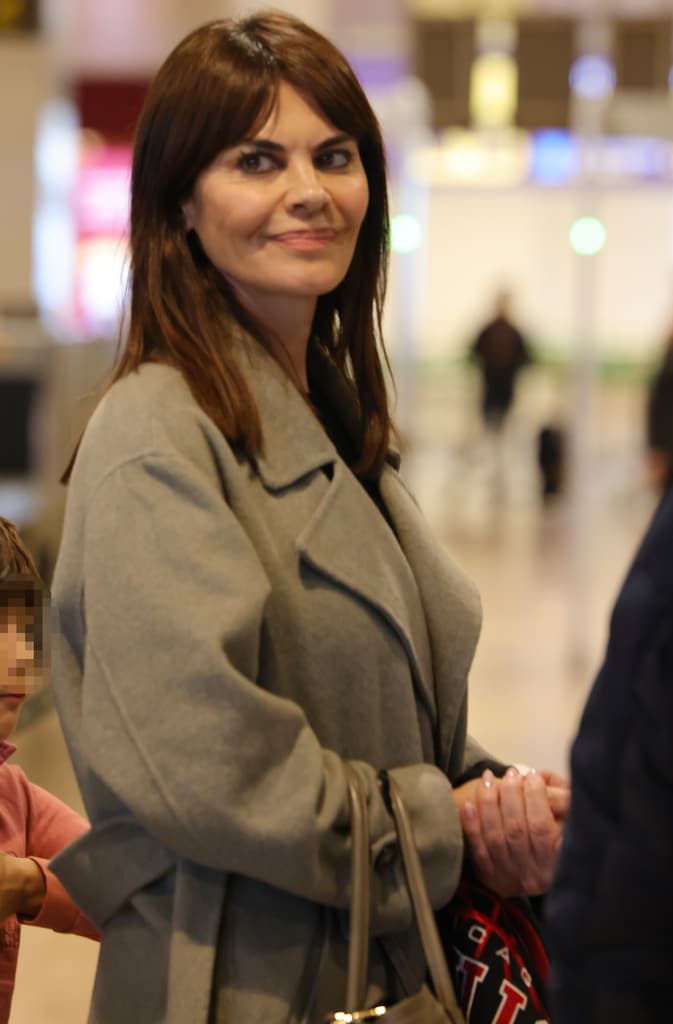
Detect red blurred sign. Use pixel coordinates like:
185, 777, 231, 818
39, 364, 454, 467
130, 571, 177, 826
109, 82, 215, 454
76, 144, 132, 239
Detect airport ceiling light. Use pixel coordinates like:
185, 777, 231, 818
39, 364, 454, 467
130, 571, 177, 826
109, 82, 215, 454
390, 213, 423, 254
569, 216, 606, 256
470, 52, 518, 129
443, 130, 491, 181
569, 55, 616, 101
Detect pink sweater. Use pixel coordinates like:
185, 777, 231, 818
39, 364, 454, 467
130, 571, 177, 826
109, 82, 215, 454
0, 740, 98, 1023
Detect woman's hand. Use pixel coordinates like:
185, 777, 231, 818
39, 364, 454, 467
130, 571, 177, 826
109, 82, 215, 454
455, 767, 568, 898
536, 769, 571, 823
0, 852, 45, 922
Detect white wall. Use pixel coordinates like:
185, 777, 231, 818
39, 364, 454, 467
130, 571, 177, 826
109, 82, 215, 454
386, 182, 673, 364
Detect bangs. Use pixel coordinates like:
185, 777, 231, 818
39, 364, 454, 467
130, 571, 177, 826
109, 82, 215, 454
0, 578, 45, 617
134, 24, 283, 212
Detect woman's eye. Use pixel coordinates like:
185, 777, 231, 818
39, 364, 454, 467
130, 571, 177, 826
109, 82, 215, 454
316, 149, 353, 170
237, 151, 276, 173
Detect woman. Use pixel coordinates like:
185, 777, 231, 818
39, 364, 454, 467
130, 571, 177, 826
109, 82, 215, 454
50, 12, 567, 1023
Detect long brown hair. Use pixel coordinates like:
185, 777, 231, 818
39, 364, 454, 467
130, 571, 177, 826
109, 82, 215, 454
68, 10, 392, 480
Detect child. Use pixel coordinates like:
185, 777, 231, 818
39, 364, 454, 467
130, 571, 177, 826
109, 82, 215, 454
0, 516, 97, 1022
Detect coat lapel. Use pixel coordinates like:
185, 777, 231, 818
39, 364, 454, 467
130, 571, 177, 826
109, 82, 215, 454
380, 467, 483, 772
296, 460, 437, 727
242, 341, 438, 728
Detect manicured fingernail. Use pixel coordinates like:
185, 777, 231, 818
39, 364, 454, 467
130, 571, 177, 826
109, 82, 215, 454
464, 801, 476, 820
506, 767, 519, 778
482, 770, 494, 788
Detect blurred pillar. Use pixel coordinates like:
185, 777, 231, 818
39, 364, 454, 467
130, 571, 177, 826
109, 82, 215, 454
566, 18, 613, 674
0, 30, 50, 309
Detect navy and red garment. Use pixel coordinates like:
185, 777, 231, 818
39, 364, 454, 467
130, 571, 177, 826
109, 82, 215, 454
438, 879, 550, 1024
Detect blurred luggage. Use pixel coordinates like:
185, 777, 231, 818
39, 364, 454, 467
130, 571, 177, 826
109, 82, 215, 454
537, 425, 564, 498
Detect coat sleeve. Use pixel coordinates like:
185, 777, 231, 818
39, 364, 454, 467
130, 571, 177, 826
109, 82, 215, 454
59, 446, 465, 933
21, 778, 99, 939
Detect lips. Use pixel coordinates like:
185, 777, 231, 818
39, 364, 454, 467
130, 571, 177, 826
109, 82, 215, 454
271, 229, 336, 243
269, 229, 339, 252
0, 694, 25, 709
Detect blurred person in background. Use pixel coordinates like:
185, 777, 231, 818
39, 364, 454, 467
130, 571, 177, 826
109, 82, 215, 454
546, 480, 673, 1021
50, 13, 568, 1023
470, 287, 533, 433
645, 326, 673, 495
0, 516, 97, 1023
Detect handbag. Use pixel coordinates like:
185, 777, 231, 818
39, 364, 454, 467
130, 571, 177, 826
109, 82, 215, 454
437, 879, 551, 1023
325, 766, 466, 1023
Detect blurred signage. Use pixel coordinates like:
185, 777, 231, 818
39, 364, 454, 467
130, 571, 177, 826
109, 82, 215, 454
530, 130, 673, 186
408, 129, 673, 189
408, 129, 531, 187
530, 130, 579, 186
0, 0, 38, 32
74, 143, 132, 333
76, 145, 131, 239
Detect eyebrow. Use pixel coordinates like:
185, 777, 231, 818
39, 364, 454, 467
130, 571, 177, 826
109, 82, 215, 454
241, 133, 356, 153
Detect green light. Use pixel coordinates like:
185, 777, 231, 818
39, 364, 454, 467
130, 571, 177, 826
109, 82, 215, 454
569, 216, 606, 255
391, 214, 422, 254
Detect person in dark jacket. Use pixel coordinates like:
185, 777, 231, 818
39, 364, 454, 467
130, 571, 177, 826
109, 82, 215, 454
646, 330, 673, 494
546, 480, 673, 1023
470, 289, 532, 430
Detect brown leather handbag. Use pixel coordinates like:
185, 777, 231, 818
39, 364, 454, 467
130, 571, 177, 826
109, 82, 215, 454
325, 767, 466, 1024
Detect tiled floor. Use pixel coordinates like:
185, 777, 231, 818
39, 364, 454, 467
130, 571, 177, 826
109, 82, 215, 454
7, 367, 657, 1022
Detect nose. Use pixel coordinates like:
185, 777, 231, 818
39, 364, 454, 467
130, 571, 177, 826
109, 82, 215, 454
7, 631, 34, 678
284, 159, 328, 216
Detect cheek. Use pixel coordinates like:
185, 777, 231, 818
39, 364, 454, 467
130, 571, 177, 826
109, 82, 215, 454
345, 178, 369, 232
204, 197, 271, 255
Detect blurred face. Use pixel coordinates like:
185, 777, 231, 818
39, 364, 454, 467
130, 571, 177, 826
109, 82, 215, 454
182, 81, 369, 329
0, 598, 38, 741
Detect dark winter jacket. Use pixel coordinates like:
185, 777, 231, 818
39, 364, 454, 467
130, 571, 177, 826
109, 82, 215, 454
546, 486, 673, 1023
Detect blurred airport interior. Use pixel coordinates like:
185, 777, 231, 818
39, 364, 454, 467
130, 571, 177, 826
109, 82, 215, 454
1, 0, 673, 1020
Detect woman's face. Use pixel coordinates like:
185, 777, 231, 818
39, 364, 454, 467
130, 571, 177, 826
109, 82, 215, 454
182, 81, 369, 326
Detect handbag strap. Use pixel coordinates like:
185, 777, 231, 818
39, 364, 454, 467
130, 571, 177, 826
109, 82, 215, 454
385, 773, 464, 1019
344, 766, 464, 1021
344, 763, 371, 1011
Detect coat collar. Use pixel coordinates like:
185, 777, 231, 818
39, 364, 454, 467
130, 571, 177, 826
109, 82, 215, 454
236, 338, 336, 490
239, 337, 400, 489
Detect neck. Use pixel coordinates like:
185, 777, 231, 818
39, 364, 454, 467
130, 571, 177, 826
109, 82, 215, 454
269, 307, 314, 392
233, 289, 316, 392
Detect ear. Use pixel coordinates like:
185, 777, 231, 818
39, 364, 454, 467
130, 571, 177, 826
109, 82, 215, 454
181, 198, 196, 232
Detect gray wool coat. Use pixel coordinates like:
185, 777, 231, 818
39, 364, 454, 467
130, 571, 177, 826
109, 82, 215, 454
50, 341, 490, 1023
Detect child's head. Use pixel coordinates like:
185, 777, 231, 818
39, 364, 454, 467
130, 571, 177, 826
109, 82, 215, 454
0, 517, 45, 741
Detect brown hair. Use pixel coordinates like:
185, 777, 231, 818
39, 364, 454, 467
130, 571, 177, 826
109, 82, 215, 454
0, 518, 44, 664
0, 517, 40, 581
68, 10, 392, 480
